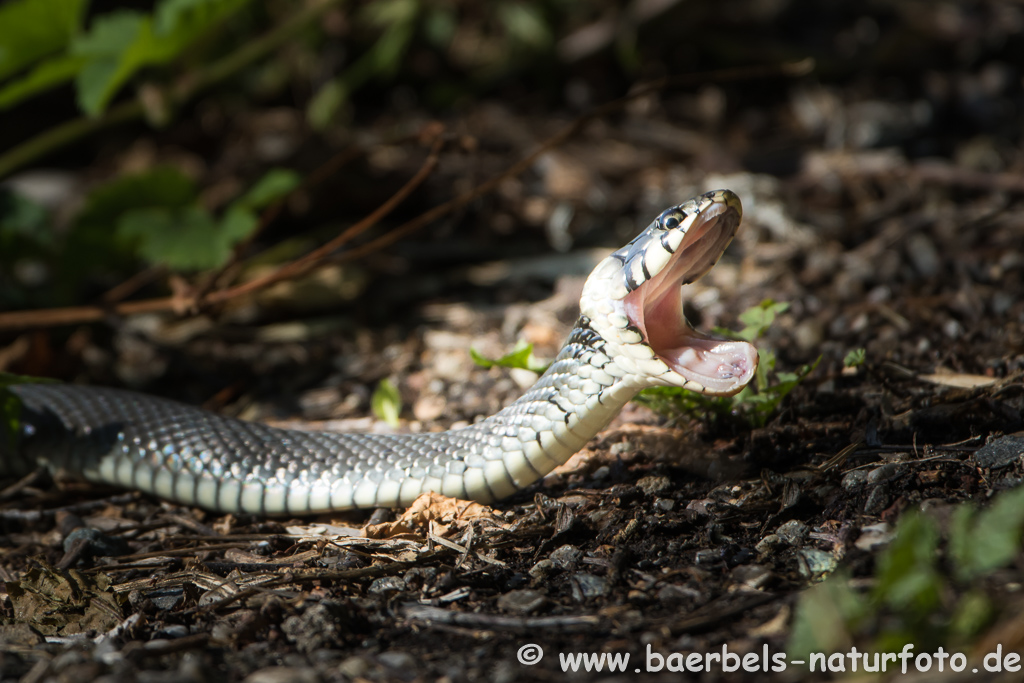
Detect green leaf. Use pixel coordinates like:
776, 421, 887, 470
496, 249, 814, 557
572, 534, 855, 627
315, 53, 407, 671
371, 378, 401, 427
0, 54, 87, 110
232, 168, 300, 211
497, 2, 552, 50
735, 299, 789, 342
874, 512, 943, 613
153, 0, 251, 37
77, 166, 196, 229
0, 190, 50, 246
788, 572, 867, 660
117, 203, 257, 271
470, 340, 548, 373
950, 589, 994, 640
844, 348, 866, 368
71, 0, 251, 116
949, 486, 1024, 580
307, 80, 348, 131
0, 0, 86, 81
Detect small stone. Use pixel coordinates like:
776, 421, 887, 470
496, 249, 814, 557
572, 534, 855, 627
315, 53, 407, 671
529, 559, 556, 579
797, 549, 837, 581
244, 667, 320, 683
907, 232, 941, 277
591, 466, 611, 480
975, 432, 1024, 469
866, 463, 903, 485
841, 469, 868, 490
549, 544, 582, 569
731, 564, 773, 589
337, 656, 371, 678
609, 441, 634, 457
571, 573, 609, 600
695, 549, 721, 565
636, 475, 671, 495
656, 584, 701, 602
655, 498, 675, 512
63, 527, 130, 557
854, 523, 893, 551
775, 520, 809, 546
863, 484, 890, 515
378, 651, 417, 671
412, 395, 446, 422
0, 623, 43, 646
755, 534, 783, 555
497, 589, 547, 614
367, 576, 407, 595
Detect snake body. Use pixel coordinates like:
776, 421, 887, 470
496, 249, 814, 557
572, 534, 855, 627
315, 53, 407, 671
1, 190, 757, 514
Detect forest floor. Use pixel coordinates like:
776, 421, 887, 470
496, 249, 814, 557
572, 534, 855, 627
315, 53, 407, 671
2, 3, 1024, 682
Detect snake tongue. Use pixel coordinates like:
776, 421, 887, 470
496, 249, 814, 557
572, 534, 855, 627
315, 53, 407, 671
623, 212, 758, 396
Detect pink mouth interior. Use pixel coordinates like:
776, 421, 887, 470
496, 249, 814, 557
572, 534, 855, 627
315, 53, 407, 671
622, 206, 758, 395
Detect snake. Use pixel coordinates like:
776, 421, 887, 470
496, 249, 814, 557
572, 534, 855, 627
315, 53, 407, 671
0, 190, 758, 515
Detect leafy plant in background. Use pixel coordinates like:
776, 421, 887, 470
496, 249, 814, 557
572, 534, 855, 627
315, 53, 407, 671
0, 0, 253, 116
470, 339, 549, 374
371, 378, 402, 427
789, 486, 1024, 662
1, 166, 297, 309
635, 300, 819, 428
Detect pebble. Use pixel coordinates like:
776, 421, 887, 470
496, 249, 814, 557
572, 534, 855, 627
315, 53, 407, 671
636, 475, 671, 495
731, 564, 774, 589
655, 498, 675, 512
367, 576, 407, 594
497, 589, 548, 614
549, 544, 582, 569
528, 559, 556, 579
866, 463, 903, 485
571, 573, 609, 600
797, 549, 837, 581
906, 232, 941, 277
63, 527, 130, 557
775, 520, 809, 546
378, 651, 417, 671
244, 667, 320, 683
854, 523, 894, 551
336, 656, 371, 678
975, 432, 1024, 469
841, 469, 868, 490
656, 584, 701, 602
755, 534, 784, 555
609, 441, 634, 457
695, 549, 721, 565
863, 484, 890, 515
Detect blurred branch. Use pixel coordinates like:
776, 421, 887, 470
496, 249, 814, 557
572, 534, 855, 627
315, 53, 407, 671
0, 0, 345, 181
0, 59, 813, 331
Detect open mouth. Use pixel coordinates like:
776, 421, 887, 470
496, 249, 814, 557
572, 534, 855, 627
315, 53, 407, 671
622, 199, 759, 395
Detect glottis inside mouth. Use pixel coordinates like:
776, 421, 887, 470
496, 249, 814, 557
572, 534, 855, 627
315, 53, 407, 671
622, 206, 758, 395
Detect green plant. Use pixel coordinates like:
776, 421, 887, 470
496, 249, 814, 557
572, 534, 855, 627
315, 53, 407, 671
635, 300, 819, 428
844, 347, 866, 368
469, 339, 549, 373
0, 0, 252, 116
371, 378, 402, 427
789, 486, 1024, 660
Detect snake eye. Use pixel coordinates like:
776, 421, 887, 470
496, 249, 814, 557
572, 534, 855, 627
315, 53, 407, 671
662, 214, 680, 229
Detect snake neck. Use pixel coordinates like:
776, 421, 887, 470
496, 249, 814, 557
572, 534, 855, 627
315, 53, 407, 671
462, 316, 645, 499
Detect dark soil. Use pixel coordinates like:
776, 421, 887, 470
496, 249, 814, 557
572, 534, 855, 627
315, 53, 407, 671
2, 2, 1024, 682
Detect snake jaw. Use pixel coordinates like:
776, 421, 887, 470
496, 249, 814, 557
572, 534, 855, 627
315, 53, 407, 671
585, 189, 758, 396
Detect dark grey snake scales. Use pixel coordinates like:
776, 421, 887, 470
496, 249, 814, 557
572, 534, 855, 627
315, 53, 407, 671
0, 190, 757, 514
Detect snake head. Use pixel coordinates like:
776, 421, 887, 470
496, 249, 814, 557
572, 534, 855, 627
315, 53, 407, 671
580, 189, 758, 396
